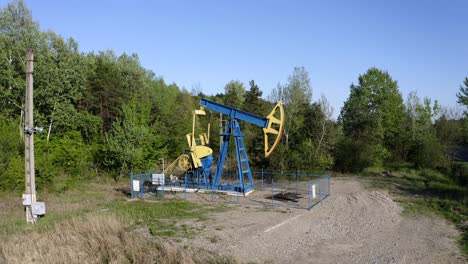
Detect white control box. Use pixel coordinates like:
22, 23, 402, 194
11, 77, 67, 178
32, 202, 46, 215
132, 180, 140, 192
311, 184, 316, 199
22, 194, 35, 205
152, 174, 165, 185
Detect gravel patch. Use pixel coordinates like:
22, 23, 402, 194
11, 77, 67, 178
180, 178, 464, 263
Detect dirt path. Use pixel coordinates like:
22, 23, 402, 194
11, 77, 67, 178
181, 178, 464, 263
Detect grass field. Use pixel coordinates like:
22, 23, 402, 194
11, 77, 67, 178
0, 182, 239, 264
1, 168, 466, 263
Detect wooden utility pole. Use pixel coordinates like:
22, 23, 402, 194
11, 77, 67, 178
25, 49, 36, 223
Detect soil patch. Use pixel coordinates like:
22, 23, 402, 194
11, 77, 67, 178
180, 178, 464, 263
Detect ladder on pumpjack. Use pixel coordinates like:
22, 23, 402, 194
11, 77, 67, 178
199, 98, 284, 193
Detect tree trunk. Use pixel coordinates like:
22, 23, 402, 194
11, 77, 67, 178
315, 120, 326, 157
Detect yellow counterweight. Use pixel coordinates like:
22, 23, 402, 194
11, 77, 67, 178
263, 101, 285, 158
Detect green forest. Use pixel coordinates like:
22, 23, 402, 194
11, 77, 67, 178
0, 0, 467, 198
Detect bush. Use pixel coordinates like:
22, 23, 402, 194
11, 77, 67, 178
420, 169, 451, 184
34, 131, 96, 192
0, 121, 97, 192
451, 162, 468, 186
411, 135, 444, 169
334, 138, 376, 173
427, 182, 466, 200
1, 155, 24, 192
0, 118, 23, 191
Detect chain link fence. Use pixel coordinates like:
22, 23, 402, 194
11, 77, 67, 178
130, 170, 330, 210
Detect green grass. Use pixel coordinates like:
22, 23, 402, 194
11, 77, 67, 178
153, 229, 177, 237
0, 181, 227, 238
110, 199, 219, 221
0, 182, 237, 263
354, 166, 468, 257
107, 199, 225, 237
0, 183, 119, 234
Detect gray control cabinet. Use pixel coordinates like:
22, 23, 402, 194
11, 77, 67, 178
32, 202, 46, 216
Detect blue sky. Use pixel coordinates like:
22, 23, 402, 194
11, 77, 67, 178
12, 0, 468, 117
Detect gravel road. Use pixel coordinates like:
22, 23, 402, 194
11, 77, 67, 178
181, 178, 465, 263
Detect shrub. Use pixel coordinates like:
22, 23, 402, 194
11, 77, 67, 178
0, 118, 23, 191
34, 131, 95, 192
451, 162, 468, 186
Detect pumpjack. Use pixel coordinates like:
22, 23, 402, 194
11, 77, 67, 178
164, 98, 284, 193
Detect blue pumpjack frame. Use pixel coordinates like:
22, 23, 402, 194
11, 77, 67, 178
201, 98, 269, 194
211, 118, 254, 193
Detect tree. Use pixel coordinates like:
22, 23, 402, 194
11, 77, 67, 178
190, 82, 203, 96
457, 77, 468, 117
402, 92, 443, 168
0, 0, 40, 118
243, 80, 265, 114
284, 67, 312, 146
101, 101, 165, 179
83, 51, 149, 131
269, 67, 312, 147
33, 32, 90, 137
266, 67, 316, 171
242, 80, 271, 166
0, 0, 210, 187
435, 110, 464, 169
170, 90, 196, 154
223, 80, 246, 108
302, 95, 337, 170
337, 68, 405, 171
314, 95, 334, 158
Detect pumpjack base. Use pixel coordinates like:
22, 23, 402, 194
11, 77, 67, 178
184, 177, 255, 194
156, 186, 254, 196
215, 182, 254, 193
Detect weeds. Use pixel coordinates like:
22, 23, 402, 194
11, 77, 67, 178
0, 182, 238, 263
0, 213, 240, 264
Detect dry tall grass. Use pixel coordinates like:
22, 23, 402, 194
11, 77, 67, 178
0, 214, 240, 264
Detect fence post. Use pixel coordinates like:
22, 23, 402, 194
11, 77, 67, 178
211, 182, 214, 202
162, 175, 165, 199
139, 174, 144, 198
184, 172, 187, 201
261, 168, 264, 191
271, 177, 275, 208
130, 171, 134, 199
148, 172, 151, 196
295, 171, 298, 194
328, 175, 331, 196
308, 183, 311, 208
318, 178, 322, 202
